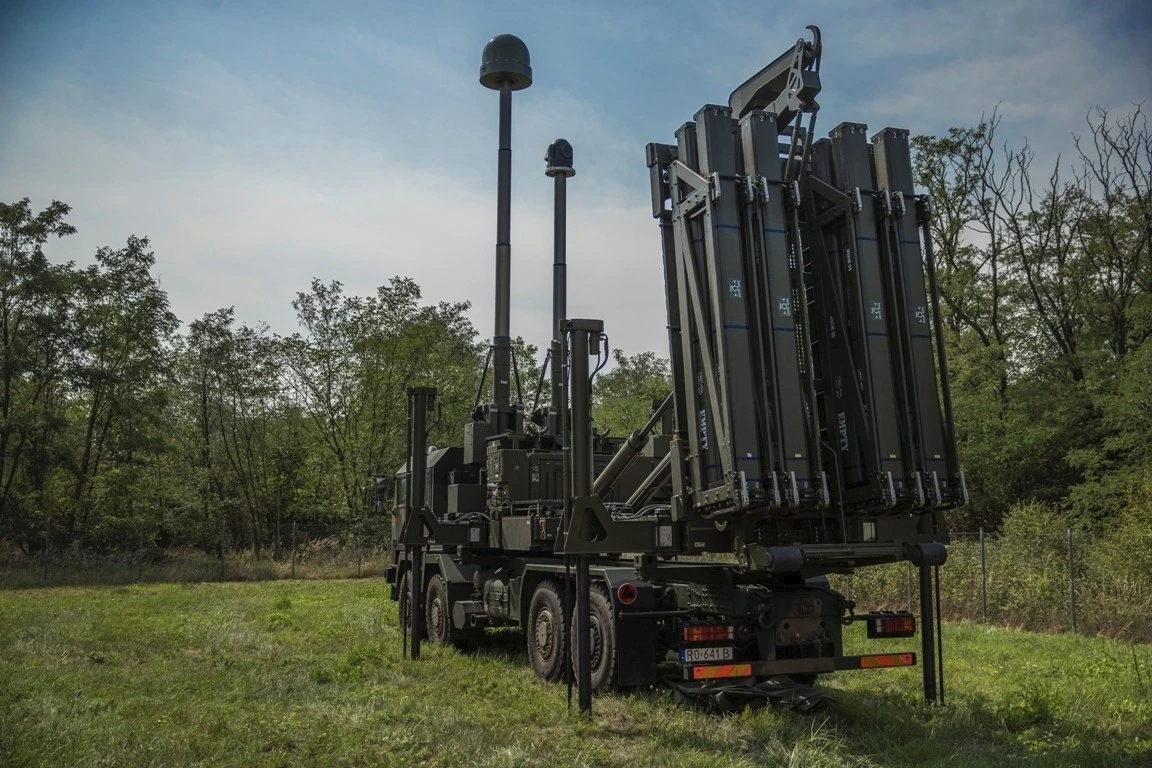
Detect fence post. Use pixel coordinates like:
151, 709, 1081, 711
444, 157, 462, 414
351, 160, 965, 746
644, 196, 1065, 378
42, 517, 50, 584
137, 517, 145, 582
291, 521, 297, 579
219, 516, 226, 581
1068, 526, 1077, 633
979, 527, 987, 624
356, 520, 363, 579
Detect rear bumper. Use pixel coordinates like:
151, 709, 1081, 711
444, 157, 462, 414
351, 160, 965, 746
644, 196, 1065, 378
685, 652, 916, 680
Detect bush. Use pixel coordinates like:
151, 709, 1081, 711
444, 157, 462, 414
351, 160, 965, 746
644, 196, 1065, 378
1080, 477, 1152, 641
833, 496, 1152, 642
993, 502, 1074, 631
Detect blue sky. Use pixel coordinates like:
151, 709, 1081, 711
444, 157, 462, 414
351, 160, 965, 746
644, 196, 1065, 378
2, 0, 1150, 358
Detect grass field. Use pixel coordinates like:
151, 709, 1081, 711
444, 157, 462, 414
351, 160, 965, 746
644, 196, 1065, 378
1, 579, 1149, 767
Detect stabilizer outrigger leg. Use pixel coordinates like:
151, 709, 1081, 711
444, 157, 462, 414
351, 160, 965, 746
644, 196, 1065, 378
560, 319, 604, 715
913, 545, 947, 704
399, 387, 436, 661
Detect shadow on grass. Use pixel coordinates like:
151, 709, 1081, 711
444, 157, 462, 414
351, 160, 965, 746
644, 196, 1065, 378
464, 627, 527, 658
820, 685, 1148, 768
593, 682, 1148, 767
449, 628, 1148, 767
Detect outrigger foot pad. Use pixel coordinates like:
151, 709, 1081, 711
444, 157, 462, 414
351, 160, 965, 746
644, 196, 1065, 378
664, 676, 828, 713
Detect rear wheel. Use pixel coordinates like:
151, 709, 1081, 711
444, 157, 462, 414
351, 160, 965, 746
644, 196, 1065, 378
571, 583, 618, 692
527, 579, 567, 681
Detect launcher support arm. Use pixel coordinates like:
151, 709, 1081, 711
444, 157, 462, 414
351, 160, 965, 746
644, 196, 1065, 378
728, 25, 821, 127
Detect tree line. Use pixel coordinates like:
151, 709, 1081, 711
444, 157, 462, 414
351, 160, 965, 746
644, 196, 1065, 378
916, 106, 1150, 528
0, 199, 491, 554
1, 105, 1147, 554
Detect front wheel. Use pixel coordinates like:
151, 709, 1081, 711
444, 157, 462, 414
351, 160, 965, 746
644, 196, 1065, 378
425, 574, 451, 645
425, 574, 480, 649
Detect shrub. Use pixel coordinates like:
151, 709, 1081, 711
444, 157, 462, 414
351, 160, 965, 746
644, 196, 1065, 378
833, 497, 1152, 642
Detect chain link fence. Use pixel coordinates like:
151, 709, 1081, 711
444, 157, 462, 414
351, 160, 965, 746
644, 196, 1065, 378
0, 519, 394, 590
832, 528, 1152, 643
6, 520, 1150, 644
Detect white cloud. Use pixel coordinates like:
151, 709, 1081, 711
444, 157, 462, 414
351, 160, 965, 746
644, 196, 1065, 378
701, 0, 1152, 169
3, 0, 1148, 371
0, 54, 668, 362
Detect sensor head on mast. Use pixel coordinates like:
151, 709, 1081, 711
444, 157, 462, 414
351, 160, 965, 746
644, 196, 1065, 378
479, 34, 533, 90
545, 138, 574, 177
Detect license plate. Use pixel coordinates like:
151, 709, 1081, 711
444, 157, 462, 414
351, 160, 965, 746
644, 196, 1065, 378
680, 646, 734, 663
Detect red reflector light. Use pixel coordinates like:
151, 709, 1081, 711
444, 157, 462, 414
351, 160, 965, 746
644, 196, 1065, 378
865, 612, 916, 639
682, 624, 734, 643
690, 663, 752, 680
860, 653, 916, 669
616, 582, 638, 606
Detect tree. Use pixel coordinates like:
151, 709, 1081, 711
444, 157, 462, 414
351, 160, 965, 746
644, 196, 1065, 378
1073, 105, 1152, 361
592, 349, 670, 437
913, 116, 1019, 402
66, 236, 178, 548
170, 309, 286, 552
913, 105, 1151, 526
0, 199, 78, 549
280, 277, 481, 521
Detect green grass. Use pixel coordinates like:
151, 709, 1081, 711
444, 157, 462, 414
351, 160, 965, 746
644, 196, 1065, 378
1, 580, 1149, 767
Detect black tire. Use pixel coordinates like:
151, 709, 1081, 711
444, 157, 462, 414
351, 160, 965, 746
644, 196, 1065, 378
571, 583, 618, 692
425, 573, 482, 649
527, 579, 568, 682
397, 571, 425, 640
425, 574, 452, 645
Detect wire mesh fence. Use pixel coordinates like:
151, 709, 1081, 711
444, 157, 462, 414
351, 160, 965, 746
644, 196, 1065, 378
831, 528, 1152, 643
0, 519, 395, 590
5, 521, 1150, 643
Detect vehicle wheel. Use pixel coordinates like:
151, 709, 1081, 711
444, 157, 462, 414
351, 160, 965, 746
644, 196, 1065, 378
571, 583, 618, 692
425, 574, 452, 645
398, 570, 425, 640
527, 579, 568, 682
425, 573, 481, 649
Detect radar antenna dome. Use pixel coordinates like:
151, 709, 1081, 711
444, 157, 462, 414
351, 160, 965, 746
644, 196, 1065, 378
480, 34, 532, 90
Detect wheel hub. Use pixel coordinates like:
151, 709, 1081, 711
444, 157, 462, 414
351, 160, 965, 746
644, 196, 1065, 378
430, 597, 444, 637
535, 609, 554, 657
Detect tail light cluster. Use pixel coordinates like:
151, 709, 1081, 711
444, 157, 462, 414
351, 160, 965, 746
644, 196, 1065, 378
681, 624, 734, 643
865, 612, 916, 639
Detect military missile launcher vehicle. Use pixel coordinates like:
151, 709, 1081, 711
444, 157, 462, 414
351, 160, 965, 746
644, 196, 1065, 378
384, 25, 966, 712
